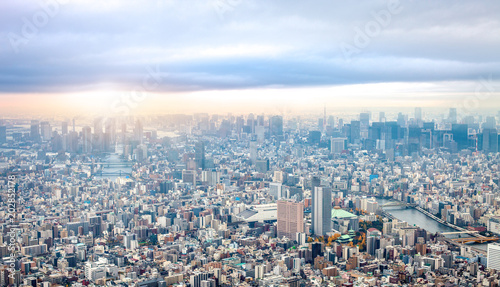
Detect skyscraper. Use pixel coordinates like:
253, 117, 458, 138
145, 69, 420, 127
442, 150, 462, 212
331, 138, 346, 154
134, 119, 143, 144
82, 126, 92, 154
30, 120, 40, 141
94, 118, 104, 134
105, 117, 116, 146
0, 125, 6, 144
488, 244, 500, 271
323, 105, 327, 131
277, 200, 304, 240
318, 118, 324, 130
255, 265, 265, 280
195, 141, 205, 169
483, 129, 499, 153
270, 183, 283, 200
190, 272, 210, 287
270, 115, 283, 137
61, 121, 68, 135
350, 120, 361, 144
312, 187, 332, 236
484, 116, 497, 129
360, 112, 370, 139
249, 140, 257, 164
449, 108, 458, 124
311, 176, 321, 190
312, 242, 322, 260
367, 236, 380, 256
415, 107, 422, 121
40, 121, 52, 141
93, 118, 104, 152
452, 124, 469, 151
397, 113, 406, 128
379, 112, 386, 122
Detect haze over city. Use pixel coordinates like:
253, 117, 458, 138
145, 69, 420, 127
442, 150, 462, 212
3, 1, 500, 287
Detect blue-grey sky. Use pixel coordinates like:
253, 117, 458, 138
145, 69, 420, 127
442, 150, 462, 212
1, 0, 500, 114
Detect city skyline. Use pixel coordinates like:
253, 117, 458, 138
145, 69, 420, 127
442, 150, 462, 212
3, 1, 500, 286
2, 102, 500, 286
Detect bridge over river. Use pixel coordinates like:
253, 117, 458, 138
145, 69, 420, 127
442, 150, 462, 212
378, 198, 497, 251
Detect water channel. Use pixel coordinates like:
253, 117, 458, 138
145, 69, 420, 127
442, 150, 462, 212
96, 144, 133, 181
377, 198, 490, 251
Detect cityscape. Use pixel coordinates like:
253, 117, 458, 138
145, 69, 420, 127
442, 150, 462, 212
2, 1, 500, 287
2, 109, 500, 286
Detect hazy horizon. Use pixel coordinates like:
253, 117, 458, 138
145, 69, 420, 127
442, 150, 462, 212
1, 0, 499, 116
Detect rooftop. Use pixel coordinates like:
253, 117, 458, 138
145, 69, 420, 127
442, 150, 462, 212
332, 207, 357, 219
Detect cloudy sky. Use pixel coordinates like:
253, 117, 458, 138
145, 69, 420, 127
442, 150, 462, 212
1, 0, 499, 116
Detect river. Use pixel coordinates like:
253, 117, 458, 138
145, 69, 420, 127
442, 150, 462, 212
377, 198, 490, 251
96, 144, 133, 180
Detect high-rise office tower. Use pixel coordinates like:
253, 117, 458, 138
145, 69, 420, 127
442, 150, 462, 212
134, 119, 143, 144
484, 116, 497, 129
379, 112, 386, 122
312, 186, 332, 236
423, 122, 435, 131
269, 183, 283, 200
331, 138, 346, 154
82, 126, 92, 154
30, 120, 40, 141
397, 113, 406, 128
0, 125, 6, 144
246, 114, 256, 134
190, 272, 210, 287
293, 258, 302, 272
120, 122, 127, 143
64, 131, 78, 153
415, 107, 422, 121
360, 113, 370, 139
105, 118, 116, 145
270, 115, 283, 137
449, 108, 458, 124
482, 128, 499, 153
40, 121, 52, 141
235, 116, 244, 134
308, 130, 321, 145
323, 105, 327, 130
92, 118, 104, 152
367, 236, 380, 256
94, 118, 103, 135
360, 112, 370, 122
488, 244, 500, 270
296, 232, 307, 245
328, 115, 335, 128
195, 141, 205, 169
350, 121, 361, 144
277, 200, 304, 240
123, 233, 136, 249
257, 114, 265, 126
312, 242, 322, 260
255, 265, 265, 280
249, 140, 257, 164
311, 176, 321, 190
452, 124, 469, 151
200, 279, 215, 287
61, 121, 68, 135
